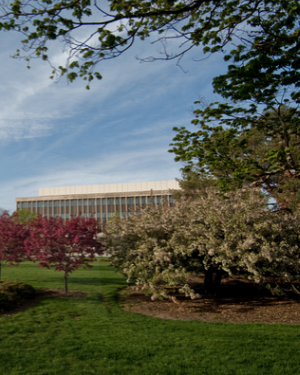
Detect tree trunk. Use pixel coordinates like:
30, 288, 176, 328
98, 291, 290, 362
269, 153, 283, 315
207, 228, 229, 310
64, 272, 68, 293
204, 267, 223, 295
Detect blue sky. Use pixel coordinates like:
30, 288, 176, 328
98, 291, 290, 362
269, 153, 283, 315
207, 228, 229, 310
0, 25, 227, 213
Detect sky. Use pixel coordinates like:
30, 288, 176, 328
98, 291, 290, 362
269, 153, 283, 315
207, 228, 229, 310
0, 16, 227, 213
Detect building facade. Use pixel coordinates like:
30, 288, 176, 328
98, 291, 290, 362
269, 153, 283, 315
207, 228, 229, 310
15, 180, 179, 225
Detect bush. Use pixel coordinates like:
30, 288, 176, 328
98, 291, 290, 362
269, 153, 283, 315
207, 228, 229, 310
0, 281, 35, 312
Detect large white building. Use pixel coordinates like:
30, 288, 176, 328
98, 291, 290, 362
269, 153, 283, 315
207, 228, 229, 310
15, 180, 180, 224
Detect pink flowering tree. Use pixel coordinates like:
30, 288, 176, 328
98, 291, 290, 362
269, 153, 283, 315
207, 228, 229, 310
0, 212, 29, 279
26, 215, 104, 292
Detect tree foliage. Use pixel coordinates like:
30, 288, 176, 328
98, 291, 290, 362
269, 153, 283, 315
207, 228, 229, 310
0, 211, 103, 291
105, 190, 300, 298
0, 212, 29, 279
14, 208, 38, 224
170, 105, 300, 210
0, 0, 298, 88
164, 0, 300, 209
26, 215, 103, 292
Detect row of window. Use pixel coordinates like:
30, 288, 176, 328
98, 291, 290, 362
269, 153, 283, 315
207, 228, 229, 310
17, 195, 174, 210
42, 212, 133, 220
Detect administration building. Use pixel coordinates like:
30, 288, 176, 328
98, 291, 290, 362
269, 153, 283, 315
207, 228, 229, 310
15, 180, 180, 225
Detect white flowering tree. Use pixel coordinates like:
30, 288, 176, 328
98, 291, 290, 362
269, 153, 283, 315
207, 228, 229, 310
105, 190, 300, 298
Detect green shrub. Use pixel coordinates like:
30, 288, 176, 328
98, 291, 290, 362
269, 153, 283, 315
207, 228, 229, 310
0, 292, 12, 311
0, 281, 35, 312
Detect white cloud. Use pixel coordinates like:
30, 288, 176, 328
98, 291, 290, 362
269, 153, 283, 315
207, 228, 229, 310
1, 141, 181, 212
0, 21, 227, 214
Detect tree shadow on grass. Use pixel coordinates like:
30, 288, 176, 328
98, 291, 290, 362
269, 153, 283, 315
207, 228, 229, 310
121, 277, 300, 324
189, 278, 300, 301
22, 276, 124, 288
69, 276, 125, 287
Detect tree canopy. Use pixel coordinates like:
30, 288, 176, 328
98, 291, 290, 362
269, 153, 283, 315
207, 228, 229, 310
170, 105, 300, 210
0, 0, 298, 89
26, 214, 102, 292
161, 0, 300, 209
105, 190, 300, 298
0, 211, 29, 279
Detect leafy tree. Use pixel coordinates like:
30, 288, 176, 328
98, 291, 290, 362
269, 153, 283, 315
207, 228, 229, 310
105, 190, 300, 298
170, 105, 300, 210
171, 172, 216, 200
0, 0, 298, 89
0, 212, 29, 279
14, 209, 38, 224
165, 2, 299, 210
26, 215, 103, 292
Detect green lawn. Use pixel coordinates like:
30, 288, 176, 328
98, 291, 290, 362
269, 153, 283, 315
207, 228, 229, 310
0, 262, 299, 375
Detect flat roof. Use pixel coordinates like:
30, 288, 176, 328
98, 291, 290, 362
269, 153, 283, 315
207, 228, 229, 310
39, 180, 179, 196
15, 181, 180, 201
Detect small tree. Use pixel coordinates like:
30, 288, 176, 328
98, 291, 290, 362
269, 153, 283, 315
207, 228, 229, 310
15, 209, 38, 224
26, 215, 103, 293
0, 212, 29, 279
105, 190, 300, 298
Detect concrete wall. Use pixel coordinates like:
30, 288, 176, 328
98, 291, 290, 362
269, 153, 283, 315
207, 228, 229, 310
39, 180, 180, 197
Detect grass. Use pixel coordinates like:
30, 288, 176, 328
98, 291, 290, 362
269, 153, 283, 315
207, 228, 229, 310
0, 262, 299, 375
